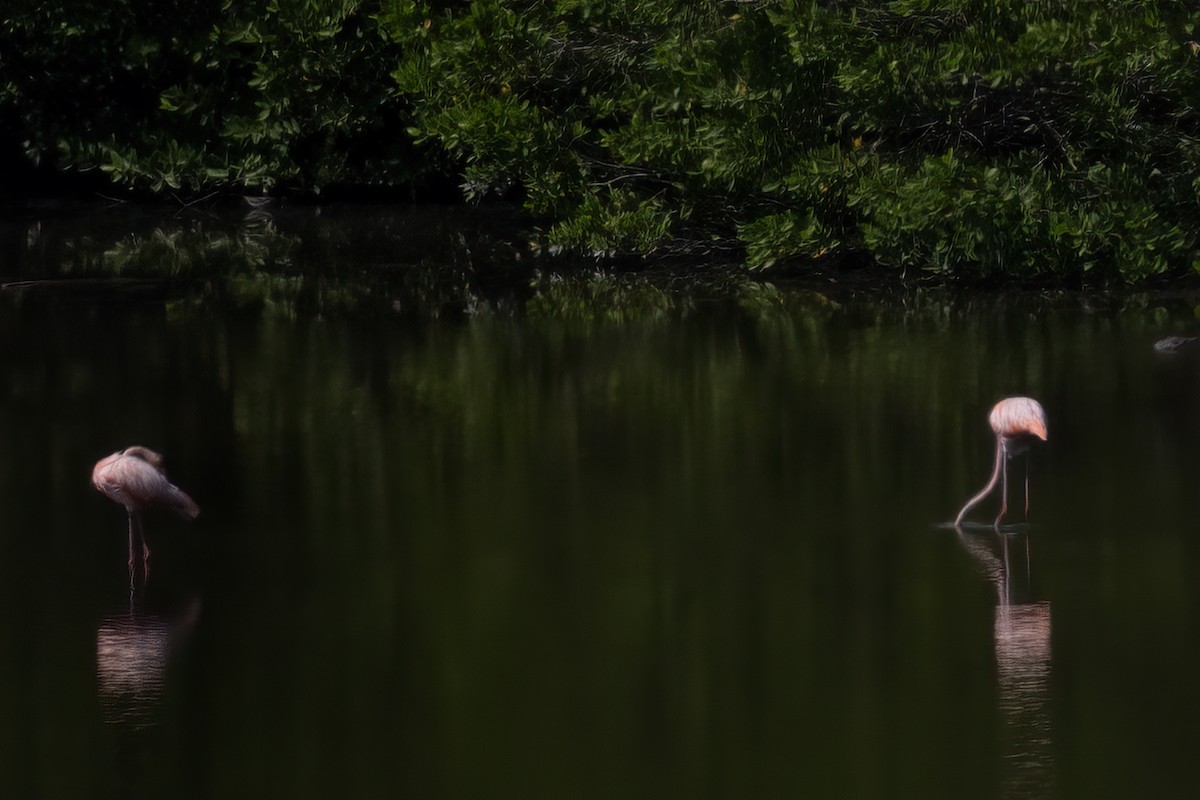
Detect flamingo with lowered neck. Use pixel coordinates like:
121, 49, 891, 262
956, 397, 1047, 528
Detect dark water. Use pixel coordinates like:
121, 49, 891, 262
4, 204, 1200, 798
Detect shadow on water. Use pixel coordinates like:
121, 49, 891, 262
955, 526, 1054, 799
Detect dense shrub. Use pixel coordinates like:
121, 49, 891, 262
5, 0, 1200, 279
0, 0, 423, 193
382, 0, 1200, 278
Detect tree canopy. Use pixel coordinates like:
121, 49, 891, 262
4, 0, 1200, 279
1, 0, 423, 194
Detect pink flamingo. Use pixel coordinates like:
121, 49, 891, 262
92, 446, 199, 578
955, 397, 1048, 528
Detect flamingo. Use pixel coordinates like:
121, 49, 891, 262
955, 397, 1048, 528
92, 446, 199, 579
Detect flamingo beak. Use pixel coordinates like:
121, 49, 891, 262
1031, 420, 1048, 441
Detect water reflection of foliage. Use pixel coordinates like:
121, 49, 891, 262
527, 272, 678, 324
10, 205, 1200, 334
525, 269, 849, 331
103, 222, 297, 278
6, 208, 500, 318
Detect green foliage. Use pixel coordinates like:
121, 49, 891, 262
831, 1, 1200, 278
853, 152, 1195, 277
382, 0, 1200, 279
547, 190, 675, 256
0, 0, 423, 193
6, 0, 1200, 279
384, 0, 837, 257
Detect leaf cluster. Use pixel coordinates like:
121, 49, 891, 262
1, 0, 423, 194
382, 0, 1200, 279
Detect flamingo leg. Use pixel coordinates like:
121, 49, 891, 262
127, 511, 137, 586
1000, 531, 1011, 606
1024, 454, 1031, 519
994, 456, 1009, 528
140, 515, 151, 580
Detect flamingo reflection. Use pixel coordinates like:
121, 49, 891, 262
96, 599, 200, 729
955, 527, 1054, 798
92, 446, 199, 583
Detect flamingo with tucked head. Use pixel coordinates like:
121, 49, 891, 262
92, 446, 199, 580
955, 397, 1047, 528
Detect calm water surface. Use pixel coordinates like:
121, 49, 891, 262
3, 205, 1200, 798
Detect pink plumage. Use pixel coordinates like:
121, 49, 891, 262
988, 396, 1048, 450
956, 397, 1048, 527
93, 446, 199, 519
93, 446, 198, 581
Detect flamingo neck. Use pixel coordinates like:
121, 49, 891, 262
955, 439, 1004, 526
